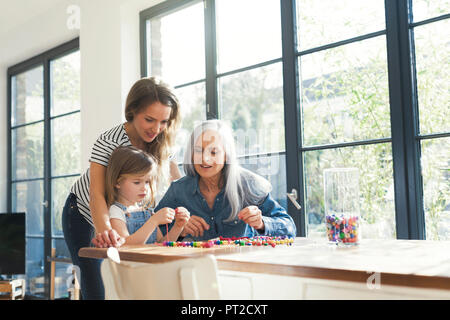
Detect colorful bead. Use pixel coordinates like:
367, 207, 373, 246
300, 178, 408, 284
326, 214, 360, 245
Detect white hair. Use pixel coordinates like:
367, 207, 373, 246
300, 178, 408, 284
183, 120, 272, 222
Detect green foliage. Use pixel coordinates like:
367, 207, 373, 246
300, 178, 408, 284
219, 64, 285, 154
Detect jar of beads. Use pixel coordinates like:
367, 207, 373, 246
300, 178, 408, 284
324, 168, 360, 245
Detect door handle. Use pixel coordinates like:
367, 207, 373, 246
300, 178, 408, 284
287, 189, 301, 210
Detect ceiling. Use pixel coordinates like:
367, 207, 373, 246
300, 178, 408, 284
0, 0, 64, 37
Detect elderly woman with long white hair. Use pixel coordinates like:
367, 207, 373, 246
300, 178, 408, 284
154, 120, 296, 240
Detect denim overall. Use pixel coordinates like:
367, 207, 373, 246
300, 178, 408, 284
114, 202, 158, 244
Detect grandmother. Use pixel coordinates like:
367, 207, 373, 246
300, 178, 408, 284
155, 120, 296, 240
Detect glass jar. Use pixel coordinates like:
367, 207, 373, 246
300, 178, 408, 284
324, 168, 360, 245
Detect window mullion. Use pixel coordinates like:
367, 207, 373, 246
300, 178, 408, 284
204, 0, 218, 119
384, 0, 424, 239
280, 0, 304, 237
7, 75, 12, 213
43, 56, 52, 299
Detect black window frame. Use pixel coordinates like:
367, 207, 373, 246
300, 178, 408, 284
7, 37, 80, 299
139, 0, 450, 239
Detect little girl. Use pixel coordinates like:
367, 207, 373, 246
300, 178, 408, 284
104, 146, 189, 245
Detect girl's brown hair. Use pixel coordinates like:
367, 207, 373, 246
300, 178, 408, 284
105, 146, 156, 207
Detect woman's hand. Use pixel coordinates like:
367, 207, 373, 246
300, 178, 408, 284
181, 215, 210, 238
238, 206, 265, 231
152, 207, 175, 225
174, 207, 190, 229
91, 229, 125, 248
90, 162, 126, 248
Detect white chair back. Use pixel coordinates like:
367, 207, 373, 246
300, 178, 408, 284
101, 255, 221, 300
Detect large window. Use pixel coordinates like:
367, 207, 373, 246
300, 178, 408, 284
7, 39, 80, 298
140, 0, 449, 240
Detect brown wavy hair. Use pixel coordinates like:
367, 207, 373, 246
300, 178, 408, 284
124, 77, 180, 185
105, 146, 157, 207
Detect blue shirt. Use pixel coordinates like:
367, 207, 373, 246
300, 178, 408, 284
155, 175, 296, 241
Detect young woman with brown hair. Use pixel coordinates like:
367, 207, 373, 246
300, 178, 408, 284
61, 77, 182, 299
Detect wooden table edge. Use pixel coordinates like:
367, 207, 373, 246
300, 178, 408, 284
78, 246, 246, 263
79, 247, 450, 291
216, 259, 450, 291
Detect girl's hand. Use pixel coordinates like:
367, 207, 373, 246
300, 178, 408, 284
174, 207, 190, 228
238, 206, 264, 230
152, 207, 175, 225
91, 229, 125, 248
181, 215, 210, 238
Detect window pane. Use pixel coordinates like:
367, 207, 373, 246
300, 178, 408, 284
300, 37, 391, 146
147, 2, 205, 86
51, 113, 81, 176
414, 19, 450, 135
413, 0, 450, 22
12, 181, 44, 236
52, 176, 79, 237
52, 238, 70, 258
26, 237, 45, 297
174, 82, 206, 162
11, 66, 44, 126
304, 143, 395, 240
296, 0, 385, 51
216, 0, 282, 73
239, 153, 287, 210
11, 122, 44, 180
421, 137, 450, 240
50, 50, 80, 117
218, 63, 285, 155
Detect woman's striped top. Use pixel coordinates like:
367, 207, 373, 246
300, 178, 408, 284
70, 123, 132, 227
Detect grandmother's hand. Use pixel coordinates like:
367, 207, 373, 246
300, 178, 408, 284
174, 207, 190, 229
238, 206, 264, 231
181, 215, 210, 238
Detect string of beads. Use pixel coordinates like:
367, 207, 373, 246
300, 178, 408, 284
162, 235, 294, 248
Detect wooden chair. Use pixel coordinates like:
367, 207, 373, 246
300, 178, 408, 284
0, 279, 25, 300
101, 254, 221, 300
48, 248, 80, 300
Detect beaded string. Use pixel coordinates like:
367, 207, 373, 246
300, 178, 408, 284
162, 235, 294, 248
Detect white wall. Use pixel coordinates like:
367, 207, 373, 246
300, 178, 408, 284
0, 0, 163, 211
79, 0, 163, 168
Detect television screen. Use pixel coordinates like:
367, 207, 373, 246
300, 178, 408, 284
0, 213, 25, 275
